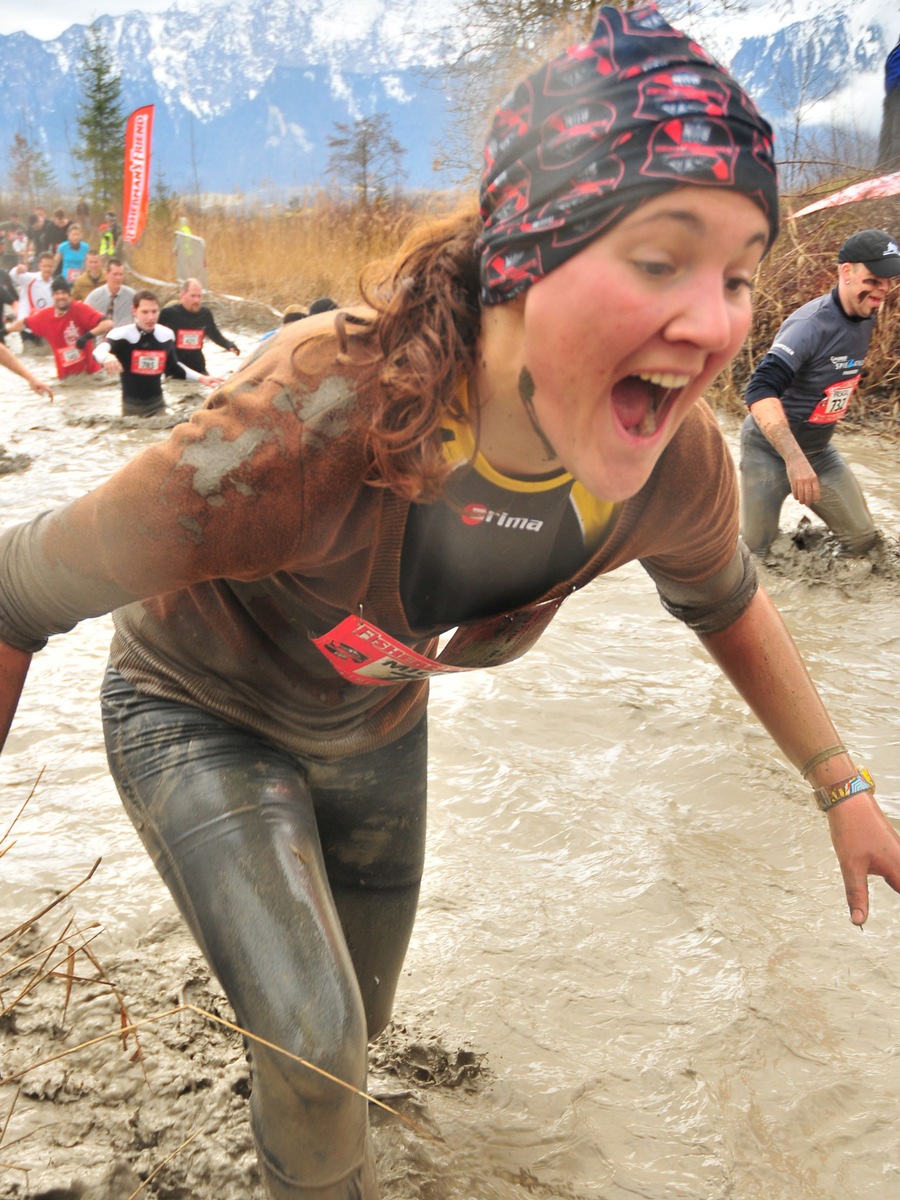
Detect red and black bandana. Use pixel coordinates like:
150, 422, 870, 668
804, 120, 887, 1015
477, 2, 779, 305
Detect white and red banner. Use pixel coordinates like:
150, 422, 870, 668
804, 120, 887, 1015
122, 105, 154, 244
791, 171, 900, 219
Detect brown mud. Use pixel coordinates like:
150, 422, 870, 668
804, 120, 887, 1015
1, 913, 489, 1200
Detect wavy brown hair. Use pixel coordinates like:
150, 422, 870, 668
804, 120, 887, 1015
352, 203, 484, 503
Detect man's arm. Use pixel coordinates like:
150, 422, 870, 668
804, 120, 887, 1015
164, 337, 221, 388
701, 586, 900, 924
745, 348, 820, 506
0, 343, 53, 398
203, 309, 239, 354
747, 395, 820, 506
74, 308, 113, 349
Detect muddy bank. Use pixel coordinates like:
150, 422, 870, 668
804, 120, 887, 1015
1, 911, 488, 1200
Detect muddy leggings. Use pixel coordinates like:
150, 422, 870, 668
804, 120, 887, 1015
100, 667, 428, 1200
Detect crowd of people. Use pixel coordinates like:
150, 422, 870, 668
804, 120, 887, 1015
0, 203, 241, 414
0, 203, 348, 418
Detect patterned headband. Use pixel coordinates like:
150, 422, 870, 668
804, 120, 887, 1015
477, 2, 779, 305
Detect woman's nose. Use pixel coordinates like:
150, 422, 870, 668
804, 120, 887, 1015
662, 278, 735, 352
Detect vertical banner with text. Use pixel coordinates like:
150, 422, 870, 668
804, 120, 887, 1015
122, 105, 155, 244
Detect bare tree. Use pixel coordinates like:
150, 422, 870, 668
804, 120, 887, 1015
433, 0, 751, 184
327, 115, 407, 207
8, 131, 56, 208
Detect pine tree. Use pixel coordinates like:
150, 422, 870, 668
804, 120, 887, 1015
73, 21, 125, 210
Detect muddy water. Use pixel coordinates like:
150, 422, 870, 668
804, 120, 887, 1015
2, 332, 900, 1200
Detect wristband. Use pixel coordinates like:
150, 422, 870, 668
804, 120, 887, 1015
813, 767, 874, 812
800, 743, 847, 779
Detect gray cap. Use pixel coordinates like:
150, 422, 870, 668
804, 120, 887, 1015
837, 229, 900, 278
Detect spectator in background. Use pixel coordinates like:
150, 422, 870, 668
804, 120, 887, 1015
53, 223, 90, 284
85, 259, 136, 328
0, 214, 27, 269
28, 207, 55, 263
75, 197, 92, 237
877, 36, 900, 172
47, 207, 71, 251
158, 278, 239, 372
98, 212, 120, 262
72, 251, 107, 302
11, 252, 55, 348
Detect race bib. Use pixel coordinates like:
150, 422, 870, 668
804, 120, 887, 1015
176, 329, 204, 350
313, 596, 567, 686
58, 345, 83, 365
808, 375, 860, 425
313, 616, 465, 686
131, 349, 166, 376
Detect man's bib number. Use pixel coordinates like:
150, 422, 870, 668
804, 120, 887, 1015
177, 329, 204, 350
131, 349, 166, 375
808, 375, 860, 425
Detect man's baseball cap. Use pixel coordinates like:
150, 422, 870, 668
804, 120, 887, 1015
51, 275, 71, 293
837, 229, 900, 278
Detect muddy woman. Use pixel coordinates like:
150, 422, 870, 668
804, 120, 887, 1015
2, 5, 899, 1197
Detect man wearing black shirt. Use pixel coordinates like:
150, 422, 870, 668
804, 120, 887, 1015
93, 289, 221, 416
158, 277, 240, 372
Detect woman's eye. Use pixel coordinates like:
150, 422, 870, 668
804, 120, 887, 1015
725, 275, 754, 294
634, 259, 674, 278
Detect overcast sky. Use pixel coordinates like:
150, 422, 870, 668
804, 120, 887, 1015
0, 0, 186, 40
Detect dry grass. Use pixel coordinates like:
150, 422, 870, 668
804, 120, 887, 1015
130, 191, 468, 311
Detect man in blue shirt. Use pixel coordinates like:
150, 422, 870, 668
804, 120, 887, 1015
740, 229, 900, 555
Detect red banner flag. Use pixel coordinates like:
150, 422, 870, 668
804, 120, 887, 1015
122, 105, 154, 244
791, 171, 900, 219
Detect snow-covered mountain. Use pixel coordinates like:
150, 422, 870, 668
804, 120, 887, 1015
0, 0, 896, 199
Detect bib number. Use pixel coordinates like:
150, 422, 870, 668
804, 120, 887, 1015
808, 375, 860, 425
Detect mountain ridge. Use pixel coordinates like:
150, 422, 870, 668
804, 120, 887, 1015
0, 0, 895, 199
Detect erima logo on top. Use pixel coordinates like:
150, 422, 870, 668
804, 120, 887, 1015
461, 503, 544, 531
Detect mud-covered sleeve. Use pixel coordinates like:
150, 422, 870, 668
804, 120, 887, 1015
644, 541, 758, 635
633, 403, 757, 634
0, 360, 318, 653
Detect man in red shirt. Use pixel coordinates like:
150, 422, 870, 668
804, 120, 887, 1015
8, 276, 111, 379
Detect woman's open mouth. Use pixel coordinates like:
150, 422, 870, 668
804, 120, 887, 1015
611, 372, 690, 438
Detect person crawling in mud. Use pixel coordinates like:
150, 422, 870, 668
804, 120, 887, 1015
1, 6, 899, 1197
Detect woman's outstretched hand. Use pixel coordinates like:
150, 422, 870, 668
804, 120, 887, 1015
827, 791, 900, 925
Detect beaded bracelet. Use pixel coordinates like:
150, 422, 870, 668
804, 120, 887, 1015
813, 767, 875, 813
800, 744, 847, 780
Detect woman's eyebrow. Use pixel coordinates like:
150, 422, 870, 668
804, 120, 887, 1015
630, 208, 767, 248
